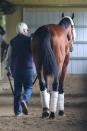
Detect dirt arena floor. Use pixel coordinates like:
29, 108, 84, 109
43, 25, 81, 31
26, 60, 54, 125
0, 75, 87, 131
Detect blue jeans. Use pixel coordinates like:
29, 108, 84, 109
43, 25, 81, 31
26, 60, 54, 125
14, 68, 33, 115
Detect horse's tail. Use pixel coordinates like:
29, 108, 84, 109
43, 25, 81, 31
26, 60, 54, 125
39, 27, 58, 77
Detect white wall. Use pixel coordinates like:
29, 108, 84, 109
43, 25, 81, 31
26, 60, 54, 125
23, 9, 87, 74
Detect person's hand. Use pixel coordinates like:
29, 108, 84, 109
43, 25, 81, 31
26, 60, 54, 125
5, 66, 11, 77
7, 71, 11, 77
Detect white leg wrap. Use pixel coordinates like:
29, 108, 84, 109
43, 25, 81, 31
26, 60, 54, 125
50, 91, 58, 113
40, 90, 50, 109
58, 93, 64, 111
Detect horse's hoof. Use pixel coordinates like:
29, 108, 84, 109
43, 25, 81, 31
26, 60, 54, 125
49, 112, 55, 119
42, 112, 49, 118
42, 108, 49, 118
58, 110, 65, 116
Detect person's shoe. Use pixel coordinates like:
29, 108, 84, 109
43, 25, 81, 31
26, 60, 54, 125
21, 100, 28, 115
16, 113, 23, 117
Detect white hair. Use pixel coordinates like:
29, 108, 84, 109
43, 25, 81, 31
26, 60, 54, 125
16, 22, 29, 36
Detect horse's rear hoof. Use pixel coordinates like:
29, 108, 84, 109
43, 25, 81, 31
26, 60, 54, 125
58, 110, 65, 116
49, 112, 55, 119
42, 112, 49, 118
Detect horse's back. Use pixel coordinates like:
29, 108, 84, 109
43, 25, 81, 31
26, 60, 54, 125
32, 24, 66, 46
34, 24, 65, 35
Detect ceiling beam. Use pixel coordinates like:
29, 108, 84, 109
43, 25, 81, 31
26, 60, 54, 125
8, 0, 87, 5
15, 4, 87, 8
8, 0, 87, 11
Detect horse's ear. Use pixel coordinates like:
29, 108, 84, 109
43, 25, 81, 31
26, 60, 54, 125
61, 13, 64, 18
71, 13, 74, 19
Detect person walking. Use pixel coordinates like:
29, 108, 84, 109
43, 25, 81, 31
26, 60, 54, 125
5, 22, 33, 116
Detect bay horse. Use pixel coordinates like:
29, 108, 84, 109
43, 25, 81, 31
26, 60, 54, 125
31, 16, 76, 119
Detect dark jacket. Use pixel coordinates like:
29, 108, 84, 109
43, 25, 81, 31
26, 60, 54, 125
10, 34, 33, 73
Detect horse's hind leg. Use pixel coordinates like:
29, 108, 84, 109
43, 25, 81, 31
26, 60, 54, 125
57, 54, 70, 116
49, 77, 59, 119
38, 70, 50, 118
